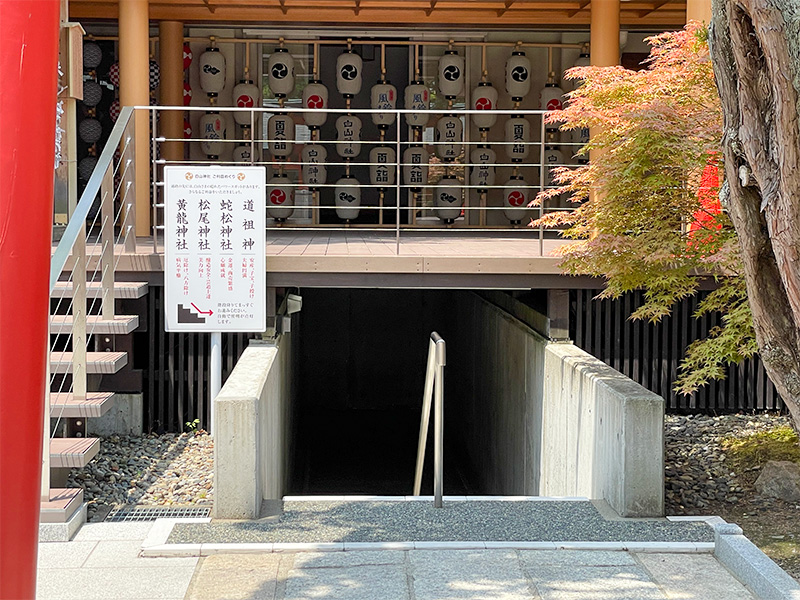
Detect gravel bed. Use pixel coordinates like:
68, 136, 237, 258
168, 500, 715, 544
66, 431, 213, 521
664, 413, 792, 513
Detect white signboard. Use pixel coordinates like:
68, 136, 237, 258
164, 166, 266, 332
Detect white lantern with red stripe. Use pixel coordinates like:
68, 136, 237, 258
336, 115, 362, 158
435, 176, 462, 223
199, 111, 225, 158
232, 79, 260, 126
371, 81, 397, 129
336, 50, 363, 98
369, 146, 396, 189
199, 47, 226, 98
267, 48, 295, 98
540, 73, 565, 114
404, 81, 429, 128
267, 174, 294, 220
470, 146, 496, 192
268, 114, 295, 158
505, 116, 531, 161
303, 80, 329, 128
505, 51, 532, 101
403, 146, 429, 192
301, 144, 328, 190
472, 82, 498, 131
335, 176, 362, 221
434, 115, 463, 161
503, 175, 530, 223
438, 50, 464, 99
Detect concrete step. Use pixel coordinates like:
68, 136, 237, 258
49, 314, 139, 335
49, 351, 127, 374
50, 438, 100, 468
50, 392, 115, 418
52, 281, 149, 300
40, 488, 84, 524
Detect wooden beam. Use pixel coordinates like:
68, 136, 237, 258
278, 0, 287, 14
496, 0, 515, 17
639, 0, 669, 17
425, 0, 437, 17
567, 0, 590, 18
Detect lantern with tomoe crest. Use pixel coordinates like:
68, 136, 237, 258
403, 146, 429, 192
404, 81, 429, 128
470, 146, 496, 192
369, 146, 396, 189
435, 115, 463, 161
335, 115, 362, 158
503, 175, 530, 223
303, 80, 329, 129
472, 82, 498, 131
540, 72, 565, 120
435, 176, 462, 223
267, 48, 295, 98
232, 79, 260, 126
268, 114, 294, 158
438, 50, 464, 99
505, 50, 531, 101
335, 176, 362, 221
301, 144, 328, 190
336, 50, 363, 98
199, 47, 226, 98
199, 111, 225, 158
267, 174, 294, 221
505, 116, 531, 161
371, 81, 397, 129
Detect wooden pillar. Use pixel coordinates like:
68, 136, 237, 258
590, 0, 620, 68
159, 20, 184, 162
686, 0, 711, 24
119, 0, 151, 236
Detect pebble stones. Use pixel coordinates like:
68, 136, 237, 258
66, 432, 213, 521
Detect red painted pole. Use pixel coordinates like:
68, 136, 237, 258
0, 1, 60, 598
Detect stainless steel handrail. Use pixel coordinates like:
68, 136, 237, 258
414, 331, 446, 508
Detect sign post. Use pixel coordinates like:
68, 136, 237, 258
164, 166, 266, 434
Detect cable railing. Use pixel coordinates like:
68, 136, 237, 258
147, 105, 584, 256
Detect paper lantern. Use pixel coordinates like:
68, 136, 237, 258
183, 118, 192, 138
267, 174, 294, 221
336, 50, 363, 98
78, 157, 98, 181
233, 145, 253, 163
301, 144, 328, 190
435, 176, 462, 223
82, 81, 102, 107
403, 146, 429, 192
267, 48, 295, 98
108, 62, 120, 87
83, 42, 103, 69
472, 82, 498, 131
570, 126, 591, 164
540, 74, 565, 113
79, 118, 102, 144
335, 176, 361, 221
505, 51, 532, 101
369, 146, 397, 189
470, 146, 496, 192
149, 59, 161, 90
303, 80, 329, 128
503, 175, 530, 223
199, 111, 225, 157
434, 115, 463, 161
183, 43, 193, 70
233, 79, 260, 126
268, 114, 295, 158
566, 45, 591, 92
505, 116, 531, 161
544, 145, 565, 190
371, 82, 397, 129
335, 115, 362, 158
199, 48, 226, 97
404, 82, 429, 128
438, 50, 464, 99
109, 100, 121, 122
183, 82, 193, 106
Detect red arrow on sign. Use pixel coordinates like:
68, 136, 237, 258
191, 302, 213, 316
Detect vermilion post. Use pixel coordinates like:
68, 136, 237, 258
0, 1, 60, 597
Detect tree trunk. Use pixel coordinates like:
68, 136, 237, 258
709, 0, 800, 426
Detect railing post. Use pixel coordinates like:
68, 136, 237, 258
433, 335, 445, 509
395, 112, 401, 254
101, 164, 115, 321
413, 338, 436, 496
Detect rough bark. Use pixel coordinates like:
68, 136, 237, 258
709, 0, 800, 426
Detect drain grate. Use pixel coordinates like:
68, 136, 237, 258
104, 505, 211, 522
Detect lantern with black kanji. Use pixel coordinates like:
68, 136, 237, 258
232, 79, 260, 126
335, 115, 362, 158
301, 144, 328, 190
404, 81, 429, 128
438, 50, 464, 99
544, 142, 565, 193
267, 173, 294, 221
336, 50, 363, 98
470, 145, 496, 192
335, 176, 362, 221
369, 146, 396, 189
199, 111, 225, 158
435, 176, 462, 224
303, 80, 329, 129
505, 50, 531, 102
504, 116, 531, 161
233, 144, 253, 163
371, 81, 397, 129
503, 175, 530, 223
268, 114, 295, 158
267, 48, 295, 98
472, 82, 498, 131
403, 146, 429, 192
199, 47, 226, 98
434, 115, 463, 161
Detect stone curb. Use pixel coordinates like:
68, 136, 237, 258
281, 495, 591, 502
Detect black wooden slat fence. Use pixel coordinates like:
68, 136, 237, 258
570, 289, 784, 413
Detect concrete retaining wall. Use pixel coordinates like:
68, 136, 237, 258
214, 336, 292, 519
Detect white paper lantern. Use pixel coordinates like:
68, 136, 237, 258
301, 144, 328, 190
434, 115, 463, 161
369, 146, 397, 188
335, 176, 362, 221
336, 50, 363, 98
472, 82, 498, 130
435, 176, 462, 223
505, 116, 531, 161
267, 48, 295, 98
545, 145, 565, 189
540, 75, 565, 113
199, 111, 225, 157
232, 80, 260, 126
505, 51, 532, 101
438, 50, 465, 99
404, 82, 429, 128
470, 146, 496, 192
199, 47, 226, 97
503, 175, 530, 223
268, 114, 295, 158
303, 80, 329, 128
403, 146, 429, 192
570, 125, 591, 164
233, 145, 253, 163
335, 115, 362, 158
371, 82, 397, 128
267, 174, 294, 220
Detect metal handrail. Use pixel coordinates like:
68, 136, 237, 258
414, 331, 446, 508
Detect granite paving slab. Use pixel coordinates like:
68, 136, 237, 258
168, 501, 714, 545
525, 565, 667, 600
284, 563, 409, 600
